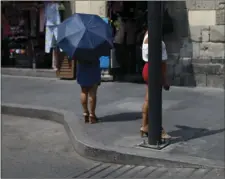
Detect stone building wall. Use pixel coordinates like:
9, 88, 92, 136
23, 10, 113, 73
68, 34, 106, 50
165, 1, 225, 88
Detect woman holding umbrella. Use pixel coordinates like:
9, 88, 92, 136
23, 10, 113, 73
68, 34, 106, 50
57, 13, 113, 124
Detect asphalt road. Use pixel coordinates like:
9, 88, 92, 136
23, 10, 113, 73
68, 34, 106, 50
2, 114, 100, 178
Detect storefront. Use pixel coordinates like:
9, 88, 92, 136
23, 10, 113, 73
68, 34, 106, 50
106, 1, 148, 75
1, 1, 68, 69
2, 2, 41, 68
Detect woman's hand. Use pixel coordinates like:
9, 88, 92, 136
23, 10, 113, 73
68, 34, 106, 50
162, 62, 170, 91
163, 84, 170, 91
162, 78, 170, 91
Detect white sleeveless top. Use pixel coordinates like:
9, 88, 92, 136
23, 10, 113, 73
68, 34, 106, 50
142, 34, 168, 62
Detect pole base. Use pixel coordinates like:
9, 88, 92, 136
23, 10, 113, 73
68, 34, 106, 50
138, 138, 170, 150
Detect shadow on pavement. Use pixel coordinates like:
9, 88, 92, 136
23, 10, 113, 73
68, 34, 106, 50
100, 112, 141, 122
169, 125, 225, 144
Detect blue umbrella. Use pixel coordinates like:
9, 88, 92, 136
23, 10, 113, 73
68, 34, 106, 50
57, 13, 114, 61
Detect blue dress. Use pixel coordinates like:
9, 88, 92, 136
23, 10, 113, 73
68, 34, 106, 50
76, 61, 101, 87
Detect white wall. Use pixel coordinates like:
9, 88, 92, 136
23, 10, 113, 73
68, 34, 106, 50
71, 0, 107, 17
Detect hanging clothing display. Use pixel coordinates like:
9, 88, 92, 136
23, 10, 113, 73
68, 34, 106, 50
44, 2, 61, 26
44, 2, 61, 53
45, 26, 58, 53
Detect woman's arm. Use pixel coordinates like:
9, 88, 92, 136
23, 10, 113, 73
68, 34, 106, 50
162, 41, 170, 90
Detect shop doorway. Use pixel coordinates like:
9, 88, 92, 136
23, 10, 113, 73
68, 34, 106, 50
107, 1, 173, 77
107, 1, 148, 76
1, 1, 69, 69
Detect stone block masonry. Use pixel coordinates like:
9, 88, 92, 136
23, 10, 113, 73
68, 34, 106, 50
166, 1, 225, 88
210, 25, 225, 42
169, 24, 224, 88
216, 2, 225, 25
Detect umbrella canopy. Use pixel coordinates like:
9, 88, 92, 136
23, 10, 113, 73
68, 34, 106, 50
57, 13, 113, 61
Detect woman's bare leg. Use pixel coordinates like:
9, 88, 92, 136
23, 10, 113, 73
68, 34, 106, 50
88, 84, 98, 123
141, 86, 170, 138
141, 87, 148, 132
81, 87, 89, 122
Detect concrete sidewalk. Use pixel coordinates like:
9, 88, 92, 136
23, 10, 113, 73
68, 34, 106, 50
2, 75, 224, 169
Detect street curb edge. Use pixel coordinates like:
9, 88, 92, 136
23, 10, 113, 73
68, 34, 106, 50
2, 103, 224, 169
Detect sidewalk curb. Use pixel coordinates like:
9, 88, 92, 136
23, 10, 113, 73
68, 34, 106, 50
1, 68, 114, 81
2, 103, 224, 169
1, 68, 57, 78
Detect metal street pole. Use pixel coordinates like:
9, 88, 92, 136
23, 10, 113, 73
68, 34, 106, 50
148, 1, 163, 145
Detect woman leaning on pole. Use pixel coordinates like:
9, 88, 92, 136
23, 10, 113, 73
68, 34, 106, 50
140, 30, 171, 139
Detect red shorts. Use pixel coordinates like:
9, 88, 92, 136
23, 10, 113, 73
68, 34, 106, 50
142, 63, 149, 84
142, 62, 167, 84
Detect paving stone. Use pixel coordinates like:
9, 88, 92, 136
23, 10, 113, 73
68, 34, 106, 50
118, 165, 146, 178
174, 168, 196, 177
90, 164, 122, 178
162, 168, 180, 177
134, 166, 156, 178
107, 165, 135, 178
147, 167, 168, 178
77, 164, 111, 178
191, 168, 212, 178
70, 164, 102, 178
